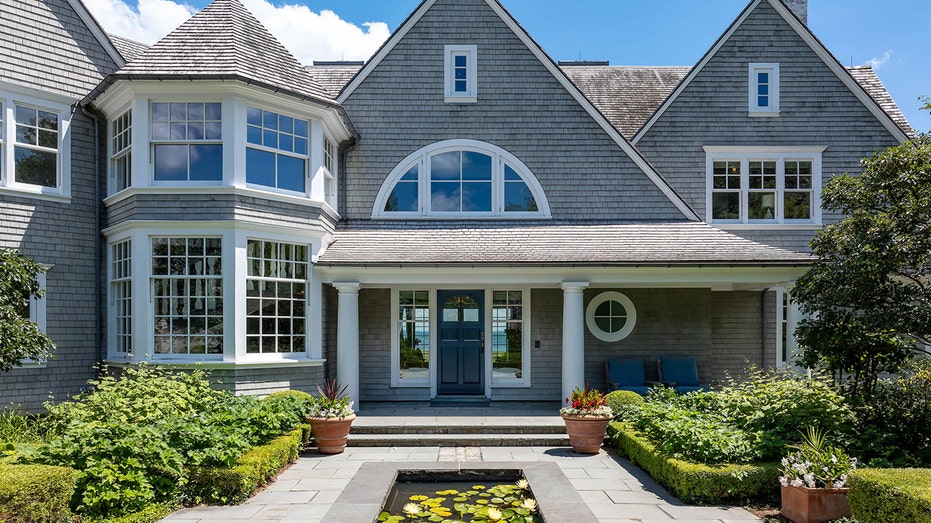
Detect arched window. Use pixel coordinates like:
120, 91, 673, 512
373, 140, 550, 218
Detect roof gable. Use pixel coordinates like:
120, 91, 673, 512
338, 0, 699, 221
632, 0, 911, 144
115, 0, 332, 104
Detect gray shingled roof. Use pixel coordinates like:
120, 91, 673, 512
560, 65, 691, 139
306, 63, 363, 98
847, 66, 914, 136
113, 0, 333, 105
108, 33, 149, 62
316, 223, 813, 267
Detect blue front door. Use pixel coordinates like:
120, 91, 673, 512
437, 290, 484, 395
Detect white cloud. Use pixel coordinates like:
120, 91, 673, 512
864, 50, 893, 69
84, 0, 391, 64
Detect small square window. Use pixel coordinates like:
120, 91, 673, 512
749, 63, 779, 115
444, 45, 477, 103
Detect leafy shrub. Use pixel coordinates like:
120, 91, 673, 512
848, 468, 931, 523
82, 502, 177, 523
710, 369, 852, 459
187, 426, 305, 505
625, 392, 761, 464
607, 422, 779, 504
33, 365, 311, 518
848, 359, 931, 467
604, 390, 644, 420
0, 463, 77, 523
0, 405, 48, 444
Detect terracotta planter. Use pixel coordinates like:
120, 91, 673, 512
781, 485, 851, 523
561, 414, 610, 453
307, 414, 356, 454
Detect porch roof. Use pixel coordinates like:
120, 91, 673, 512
316, 222, 814, 267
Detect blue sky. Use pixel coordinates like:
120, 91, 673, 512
90, 0, 930, 132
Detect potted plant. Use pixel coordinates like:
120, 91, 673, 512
560, 384, 613, 453
305, 378, 355, 454
779, 427, 857, 523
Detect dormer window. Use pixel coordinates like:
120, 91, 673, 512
374, 140, 550, 218
151, 102, 223, 182
444, 45, 477, 103
246, 106, 308, 193
749, 63, 779, 115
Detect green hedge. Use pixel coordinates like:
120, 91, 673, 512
848, 468, 931, 523
0, 463, 77, 522
607, 422, 779, 504
187, 424, 308, 505
84, 502, 178, 523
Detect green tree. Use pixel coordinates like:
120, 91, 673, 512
792, 133, 931, 396
0, 249, 55, 371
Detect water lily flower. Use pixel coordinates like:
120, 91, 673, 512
486, 507, 503, 521
515, 479, 529, 489
521, 498, 538, 510
403, 503, 422, 516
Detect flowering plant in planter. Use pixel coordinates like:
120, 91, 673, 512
779, 426, 857, 489
560, 385, 613, 418
306, 378, 354, 419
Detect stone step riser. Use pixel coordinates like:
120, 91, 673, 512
351, 425, 566, 436
347, 435, 570, 447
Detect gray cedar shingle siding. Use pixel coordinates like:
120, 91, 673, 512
711, 291, 767, 384
340, 0, 687, 223
0, 0, 120, 410
634, 0, 902, 252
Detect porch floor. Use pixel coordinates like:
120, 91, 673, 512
353, 400, 562, 428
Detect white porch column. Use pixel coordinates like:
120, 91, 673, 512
333, 282, 361, 408
786, 294, 803, 372
561, 281, 589, 405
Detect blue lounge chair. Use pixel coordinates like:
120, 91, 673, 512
657, 356, 704, 393
605, 359, 654, 395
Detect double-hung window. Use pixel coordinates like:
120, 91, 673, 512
0, 93, 70, 198
111, 109, 132, 193
151, 102, 222, 182
111, 239, 132, 355
245, 240, 308, 355
322, 137, 336, 206
749, 63, 779, 115
246, 107, 308, 193
444, 45, 477, 102
705, 147, 822, 224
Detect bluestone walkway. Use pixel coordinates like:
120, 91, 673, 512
162, 403, 762, 523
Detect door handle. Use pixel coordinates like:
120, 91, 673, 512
480, 331, 485, 353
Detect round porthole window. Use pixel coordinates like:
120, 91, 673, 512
585, 292, 636, 342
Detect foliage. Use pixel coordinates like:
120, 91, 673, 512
779, 427, 857, 489
0, 249, 56, 372
31, 365, 309, 518
187, 426, 305, 505
0, 463, 77, 523
624, 388, 761, 464
306, 378, 354, 419
0, 404, 48, 445
792, 135, 931, 395
379, 480, 538, 523
560, 384, 612, 417
82, 502, 178, 523
847, 358, 931, 467
710, 369, 852, 460
607, 422, 780, 505
848, 468, 931, 523
604, 390, 644, 420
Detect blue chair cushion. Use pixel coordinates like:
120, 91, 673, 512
607, 359, 645, 388
617, 385, 651, 396
658, 357, 700, 387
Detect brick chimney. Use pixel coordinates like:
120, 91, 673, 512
782, 0, 808, 24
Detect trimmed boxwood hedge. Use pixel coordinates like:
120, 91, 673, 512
186, 424, 309, 505
848, 468, 931, 523
607, 422, 780, 504
0, 463, 77, 522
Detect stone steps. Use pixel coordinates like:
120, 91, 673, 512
347, 432, 570, 447
348, 418, 569, 447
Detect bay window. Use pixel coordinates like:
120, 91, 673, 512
151, 102, 222, 182
111, 109, 132, 193
246, 107, 308, 193
245, 240, 308, 354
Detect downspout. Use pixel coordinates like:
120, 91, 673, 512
337, 137, 357, 224
761, 289, 768, 368
81, 105, 104, 366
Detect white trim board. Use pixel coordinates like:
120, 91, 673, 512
337, 0, 700, 222
632, 0, 909, 145
65, 0, 126, 68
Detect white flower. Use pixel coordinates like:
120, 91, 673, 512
781, 457, 789, 467
515, 479, 529, 490
834, 480, 846, 489
403, 503, 421, 516
779, 476, 789, 487
790, 478, 803, 487
521, 498, 538, 511
831, 454, 838, 463
803, 473, 815, 488
486, 507, 503, 521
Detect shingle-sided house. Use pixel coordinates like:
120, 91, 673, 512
0, 0, 911, 410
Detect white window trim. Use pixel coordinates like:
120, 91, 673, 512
0, 91, 72, 201
389, 286, 533, 391
444, 45, 477, 103
108, 107, 132, 196
585, 291, 637, 343
704, 147, 824, 225
19, 270, 49, 368
149, 100, 224, 186
373, 139, 551, 219
749, 63, 779, 116
244, 105, 311, 197
107, 238, 133, 360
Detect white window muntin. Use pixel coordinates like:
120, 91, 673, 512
110, 108, 132, 194
373, 140, 550, 219
586, 291, 637, 343
245, 239, 309, 355
245, 106, 309, 195
389, 286, 532, 390
322, 136, 336, 207
749, 63, 779, 115
444, 45, 477, 102
0, 92, 72, 199
110, 239, 133, 356
705, 149, 822, 225
149, 101, 223, 184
